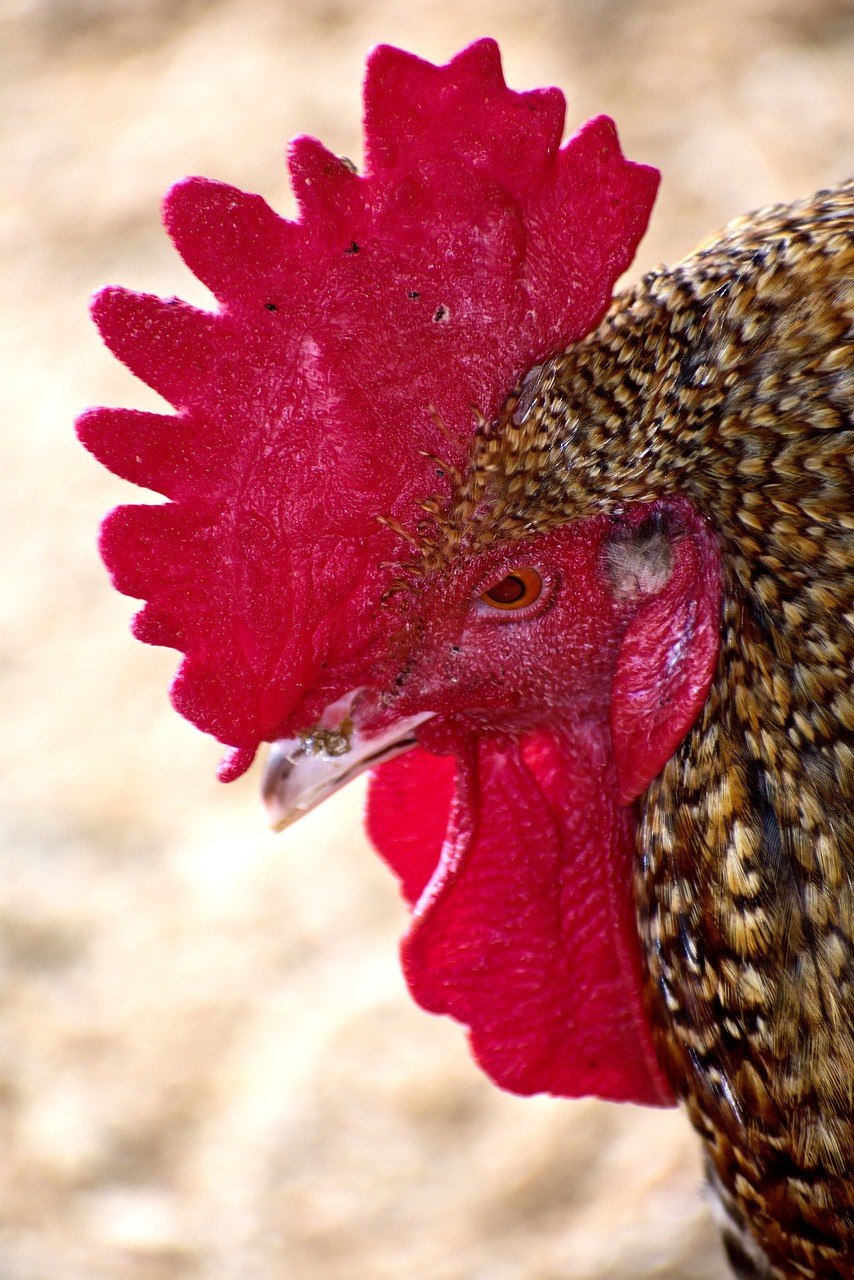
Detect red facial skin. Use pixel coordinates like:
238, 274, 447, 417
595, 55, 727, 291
363, 498, 721, 1105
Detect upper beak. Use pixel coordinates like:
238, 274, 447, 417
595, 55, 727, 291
262, 690, 433, 830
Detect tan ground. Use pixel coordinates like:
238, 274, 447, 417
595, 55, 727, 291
3, 1, 854, 1276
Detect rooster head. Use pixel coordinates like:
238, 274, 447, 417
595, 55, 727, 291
78, 40, 721, 1109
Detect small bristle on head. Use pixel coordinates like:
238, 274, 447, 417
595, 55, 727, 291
76, 38, 659, 776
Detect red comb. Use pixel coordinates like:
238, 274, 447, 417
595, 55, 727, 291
77, 38, 659, 778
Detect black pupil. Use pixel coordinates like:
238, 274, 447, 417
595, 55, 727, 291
488, 575, 526, 604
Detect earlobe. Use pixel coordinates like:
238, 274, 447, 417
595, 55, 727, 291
610, 508, 722, 804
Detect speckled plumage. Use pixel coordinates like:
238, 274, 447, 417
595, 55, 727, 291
451, 180, 854, 1278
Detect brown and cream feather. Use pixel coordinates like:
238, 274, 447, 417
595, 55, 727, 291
450, 180, 854, 1278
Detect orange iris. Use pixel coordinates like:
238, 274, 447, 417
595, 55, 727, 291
479, 567, 543, 610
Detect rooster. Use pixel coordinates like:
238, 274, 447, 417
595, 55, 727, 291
77, 39, 854, 1279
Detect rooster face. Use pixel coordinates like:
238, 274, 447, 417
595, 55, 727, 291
264, 495, 721, 829
257, 483, 719, 1111
391, 522, 646, 728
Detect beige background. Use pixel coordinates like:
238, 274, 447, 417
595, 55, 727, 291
3, 1, 854, 1276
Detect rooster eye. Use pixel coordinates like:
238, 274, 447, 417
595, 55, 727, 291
479, 567, 543, 610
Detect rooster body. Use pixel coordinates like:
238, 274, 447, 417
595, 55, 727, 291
492, 181, 854, 1277
79, 42, 854, 1280
642, 185, 854, 1279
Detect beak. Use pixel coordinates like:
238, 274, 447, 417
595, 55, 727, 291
262, 691, 433, 831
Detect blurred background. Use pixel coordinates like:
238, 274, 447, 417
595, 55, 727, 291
2, 1, 853, 1277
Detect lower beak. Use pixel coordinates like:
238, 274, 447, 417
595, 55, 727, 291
262, 693, 433, 831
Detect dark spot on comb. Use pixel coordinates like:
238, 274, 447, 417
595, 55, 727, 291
346, 241, 360, 254
408, 291, 421, 300
264, 302, 278, 312
433, 305, 449, 322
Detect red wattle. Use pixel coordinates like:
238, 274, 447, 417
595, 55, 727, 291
368, 731, 673, 1107
366, 748, 456, 906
